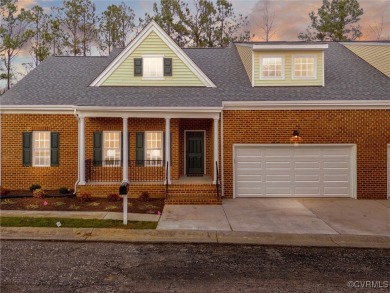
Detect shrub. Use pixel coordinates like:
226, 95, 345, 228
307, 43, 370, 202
33, 189, 46, 199
139, 191, 149, 202
1, 187, 10, 196
107, 193, 121, 202
78, 192, 92, 202
30, 184, 41, 192
59, 187, 69, 194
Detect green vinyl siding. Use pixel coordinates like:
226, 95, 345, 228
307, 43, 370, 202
102, 31, 204, 86
254, 50, 324, 86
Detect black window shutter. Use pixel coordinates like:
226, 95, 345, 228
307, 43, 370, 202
134, 58, 142, 76
50, 132, 60, 166
136, 132, 144, 166
22, 132, 32, 166
164, 58, 172, 76
93, 132, 102, 166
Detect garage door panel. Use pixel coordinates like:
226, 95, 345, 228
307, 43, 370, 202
265, 148, 292, 157
294, 187, 321, 195
294, 161, 320, 169
295, 174, 320, 182
266, 174, 291, 182
235, 145, 354, 198
266, 161, 291, 169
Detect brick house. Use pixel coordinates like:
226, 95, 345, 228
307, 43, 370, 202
1, 21, 389, 203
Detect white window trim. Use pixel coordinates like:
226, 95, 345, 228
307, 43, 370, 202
103, 131, 121, 167
32, 131, 51, 167
260, 55, 285, 80
144, 131, 164, 167
292, 54, 317, 80
142, 54, 165, 80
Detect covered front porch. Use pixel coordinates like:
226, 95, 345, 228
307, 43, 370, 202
76, 108, 221, 204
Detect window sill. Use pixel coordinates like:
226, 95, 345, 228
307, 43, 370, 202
142, 77, 165, 81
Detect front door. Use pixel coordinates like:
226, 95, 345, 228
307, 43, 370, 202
186, 131, 204, 175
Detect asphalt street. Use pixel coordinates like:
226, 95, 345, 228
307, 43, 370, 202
1, 241, 389, 292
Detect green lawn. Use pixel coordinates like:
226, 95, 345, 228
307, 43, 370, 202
0, 217, 157, 229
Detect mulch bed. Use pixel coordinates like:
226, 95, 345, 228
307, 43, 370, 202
0, 196, 165, 214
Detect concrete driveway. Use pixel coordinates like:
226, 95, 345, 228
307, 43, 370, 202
157, 198, 390, 236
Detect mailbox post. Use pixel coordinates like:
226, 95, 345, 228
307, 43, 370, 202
119, 182, 129, 225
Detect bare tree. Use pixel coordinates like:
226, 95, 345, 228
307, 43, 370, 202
368, 15, 384, 41
258, 0, 277, 42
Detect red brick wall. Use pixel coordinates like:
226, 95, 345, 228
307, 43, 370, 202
222, 110, 390, 199
1, 114, 78, 190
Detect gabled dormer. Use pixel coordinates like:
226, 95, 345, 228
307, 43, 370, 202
90, 21, 216, 87
235, 42, 328, 87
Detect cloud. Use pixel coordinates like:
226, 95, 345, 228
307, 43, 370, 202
17, 0, 38, 9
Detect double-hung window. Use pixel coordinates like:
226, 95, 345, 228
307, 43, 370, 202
32, 131, 51, 167
143, 56, 164, 79
293, 55, 316, 79
145, 131, 163, 166
103, 131, 121, 166
260, 56, 284, 79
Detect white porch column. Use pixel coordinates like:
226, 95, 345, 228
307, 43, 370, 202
165, 117, 171, 184
213, 118, 219, 184
122, 117, 129, 183
79, 116, 86, 185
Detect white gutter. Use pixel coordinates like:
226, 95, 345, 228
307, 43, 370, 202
223, 100, 390, 110
252, 44, 328, 50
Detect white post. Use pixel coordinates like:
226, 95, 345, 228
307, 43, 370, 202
123, 194, 128, 225
122, 117, 129, 183
165, 117, 171, 184
79, 116, 86, 185
213, 118, 219, 184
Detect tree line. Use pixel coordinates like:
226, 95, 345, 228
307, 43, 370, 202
0, 0, 370, 90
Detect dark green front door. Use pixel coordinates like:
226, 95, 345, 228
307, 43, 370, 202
186, 132, 204, 175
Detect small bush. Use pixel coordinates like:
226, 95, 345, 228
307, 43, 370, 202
78, 192, 92, 202
139, 191, 149, 202
33, 189, 46, 199
107, 193, 121, 202
1, 187, 10, 196
59, 187, 69, 194
30, 184, 42, 192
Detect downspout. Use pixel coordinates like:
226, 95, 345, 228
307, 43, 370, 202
221, 110, 224, 197
73, 109, 80, 195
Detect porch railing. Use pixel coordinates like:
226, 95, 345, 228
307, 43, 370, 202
85, 159, 165, 183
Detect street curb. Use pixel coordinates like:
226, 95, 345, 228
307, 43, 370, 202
1, 227, 389, 249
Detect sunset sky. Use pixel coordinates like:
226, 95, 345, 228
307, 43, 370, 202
3, 0, 390, 87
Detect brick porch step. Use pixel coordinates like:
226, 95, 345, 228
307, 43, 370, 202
165, 183, 221, 205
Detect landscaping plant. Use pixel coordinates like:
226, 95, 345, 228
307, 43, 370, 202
1, 187, 10, 196
58, 187, 69, 194
32, 189, 46, 199
78, 192, 92, 202
30, 184, 42, 192
107, 193, 121, 202
139, 191, 149, 202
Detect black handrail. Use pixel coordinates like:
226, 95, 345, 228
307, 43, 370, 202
85, 159, 165, 182
165, 161, 169, 200
216, 161, 221, 200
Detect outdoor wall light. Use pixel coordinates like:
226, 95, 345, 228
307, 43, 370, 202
290, 127, 303, 144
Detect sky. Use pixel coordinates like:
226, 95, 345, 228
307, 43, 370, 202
2, 0, 390, 88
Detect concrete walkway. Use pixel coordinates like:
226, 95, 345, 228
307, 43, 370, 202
157, 199, 390, 236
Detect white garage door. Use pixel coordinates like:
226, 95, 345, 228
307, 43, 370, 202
234, 145, 355, 198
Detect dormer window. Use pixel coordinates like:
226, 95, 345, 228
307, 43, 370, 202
292, 55, 317, 79
260, 56, 285, 80
134, 56, 173, 79
143, 56, 164, 78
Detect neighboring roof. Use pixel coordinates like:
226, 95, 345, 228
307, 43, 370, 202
1, 42, 389, 108
341, 42, 390, 78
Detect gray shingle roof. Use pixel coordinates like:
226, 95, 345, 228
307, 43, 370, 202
1, 42, 389, 107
